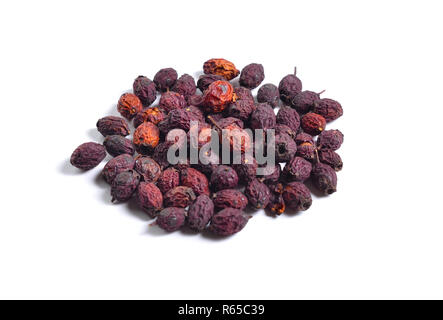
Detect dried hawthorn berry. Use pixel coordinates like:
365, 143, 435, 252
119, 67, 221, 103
260, 164, 281, 185
117, 93, 143, 120
70, 142, 106, 170
187, 94, 204, 107
295, 132, 314, 145
283, 156, 312, 182
111, 170, 140, 202
276, 105, 300, 133
133, 75, 157, 107
257, 83, 279, 108
156, 207, 186, 232
152, 141, 175, 169
216, 117, 244, 129
273, 133, 297, 162
185, 105, 204, 123
154, 67, 178, 92
279, 67, 302, 104
168, 128, 188, 149
202, 80, 236, 113
250, 103, 276, 130
103, 135, 135, 157
172, 74, 196, 99
210, 165, 239, 191
234, 87, 254, 103
96, 116, 130, 137
227, 98, 256, 121
245, 179, 271, 209
208, 208, 249, 236
313, 98, 343, 122
274, 124, 296, 140
187, 194, 214, 231
213, 189, 248, 210
159, 91, 187, 113
133, 122, 160, 154
295, 133, 316, 161
137, 182, 163, 217
318, 149, 343, 171
203, 58, 239, 80
267, 192, 286, 216
133, 107, 166, 128
311, 163, 337, 195
291, 90, 322, 114
223, 124, 252, 153
134, 156, 161, 183
301, 112, 326, 136
232, 156, 258, 183
192, 151, 220, 177
239, 63, 264, 89
197, 74, 225, 92
282, 182, 312, 211
316, 129, 344, 151
168, 108, 200, 131
157, 167, 180, 194
102, 154, 135, 184
180, 167, 210, 196
163, 186, 196, 208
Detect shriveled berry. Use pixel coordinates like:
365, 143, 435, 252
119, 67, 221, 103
180, 167, 210, 196
210, 165, 239, 191
164, 186, 196, 208
192, 151, 220, 177
102, 154, 135, 184
301, 113, 326, 136
274, 124, 296, 140
157, 167, 180, 194
197, 74, 225, 92
250, 103, 276, 130
282, 182, 312, 211
267, 192, 286, 216
103, 135, 135, 157
156, 207, 186, 232
276, 105, 300, 133
295, 132, 314, 145
283, 156, 312, 182
154, 67, 178, 92
202, 80, 235, 113
318, 149, 343, 171
257, 83, 279, 108
152, 141, 175, 169
245, 179, 271, 209
208, 208, 249, 236
133, 75, 157, 107
96, 116, 130, 137
159, 91, 187, 113
185, 105, 205, 123
117, 93, 143, 120
133, 107, 166, 128
234, 87, 254, 103
187, 194, 214, 231
316, 129, 344, 151
273, 133, 297, 162
203, 58, 239, 80
295, 133, 316, 161
227, 98, 256, 121
172, 74, 196, 99
134, 156, 161, 183
313, 98, 343, 122
216, 117, 244, 129
279, 67, 302, 104
291, 91, 321, 114
221, 124, 252, 153
187, 94, 204, 106
168, 108, 200, 131
137, 182, 163, 217
133, 122, 160, 154
213, 189, 248, 210
111, 170, 140, 202
239, 63, 264, 89
232, 156, 258, 183
70, 142, 106, 170
260, 164, 281, 185
311, 163, 337, 195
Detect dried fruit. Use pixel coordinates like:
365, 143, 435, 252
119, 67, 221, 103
313, 98, 343, 122
163, 186, 196, 208
185, 105, 205, 123
156, 207, 186, 232
295, 133, 316, 161
135, 156, 161, 183
276, 105, 300, 133
311, 163, 337, 195
273, 133, 297, 162
103, 135, 135, 157
208, 208, 249, 236
283, 156, 312, 182
180, 167, 210, 196
234, 87, 254, 103
203, 58, 239, 80
257, 83, 279, 108
295, 132, 314, 145
250, 103, 276, 130
197, 74, 225, 92
227, 98, 255, 121
159, 91, 187, 113
102, 154, 135, 184
301, 112, 326, 136
133, 122, 160, 154
221, 123, 252, 153
70, 142, 106, 170
187, 194, 214, 231
279, 68, 302, 104
137, 182, 163, 217
133, 75, 157, 107
96, 116, 130, 137
260, 164, 281, 185
291, 90, 322, 114
274, 124, 296, 140
245, 179, 271, 209
117, 93, 143, 120
282, 182, 312, 211
172, 74, 196, 99
152, 141, 175, 169
213, 189, 248, 210
111, 170, 140, 202
153, 67, 178, 92
239, 63, 264, 89
157, 167, 180, 194
232, 156, 258, 183
202, 80, 236, 113
318, 149, 343, 171
267, 184, 286, 215
133, 107, 166, 128
316, 129, 344, 151
210, 165, 239, 191
168, 108, 201, 131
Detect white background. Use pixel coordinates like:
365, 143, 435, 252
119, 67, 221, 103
1, 0, 442, 299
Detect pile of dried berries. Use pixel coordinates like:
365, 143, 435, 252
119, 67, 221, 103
70, 58, 344, 237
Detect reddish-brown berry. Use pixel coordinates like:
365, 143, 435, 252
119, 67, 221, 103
156, 207, 186, 232
208, 208, 249, 236
163, 186, 196, 208
210, 165, 239, 191
96, 116, 130, 137
282, 182, 312, 211
313, 98, 343, 122
203, 58, 240, 80
137, 182, 163, 217
154, 68, 178, 92
202, 80, 236, 113
133, 122, 160, 154
103, 135, 135, 157
317, 129, 344, 151
180, 168, 210, 196
70, 142, 107, 170
245, 179, 271, 209
133, 75, 157, 107
111, 170, 141, 202
134, 156, 161, 183
311, 163, 337, 195
157, 167, 180, 194
187, 194, 214, 231
239, 63, 265, 89
117, 93, 143, 120
102, 154, 135, 184
318, 149, 343, 171
301, 113, 326, 136
213, 189, 248, 210
283, 156, 312, 182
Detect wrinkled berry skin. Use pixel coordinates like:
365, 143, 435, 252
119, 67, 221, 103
135, 156, 161, 183
250, 103, 276, 130
137, 182, 163, 217
164, 186, 196, 208
274, 124, 296, 140
117, 93, 143, 120
96, 116, 130, 137
154, 67, 178, 92
216, 117, 244, 129
159, 91, 187, 113
232, 156, 258, 183
295, 133, 316, 161
133, 107, 166, 128
172, 74, 196, 99
234, 87, 254, 103
257, 83, 279, 108
180, 168, 210, 196
210, 165, 239, 191
283, 156, 312, 182
203, 80, 235, 113
156, 207, 186, 232
301, 113, 326, 136
197, 74, 225, 92
317, 129, 344, 150
282, 182, 312, 211
103, 135, 135, 157
318, 149, 343, 171
203, 58, 240, 80
276, 105, 300, 133
70, 142, 106, 170
239, 63, 264, 89
311, 163, 337, 195
192, 152, 220, 177
102, 154, 135, 184
291, 91, 321, 114
208, 208, 249, 236
133, 75, 157, 107
187, 194, 214, 231
152, 141, 175, 169
157, 167, 180, 194
245, 179, 271, 209
295, 132, 314, 145
273, 133, 297, 162
133, 122, 160, 154
111, 170, 140, 202
213, 189, 248, 210
260, 164, 281, 185
313, 98, 343, 122
279, 68, 302, 104
168, 108, 200, 131
228, 99, 255, 121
